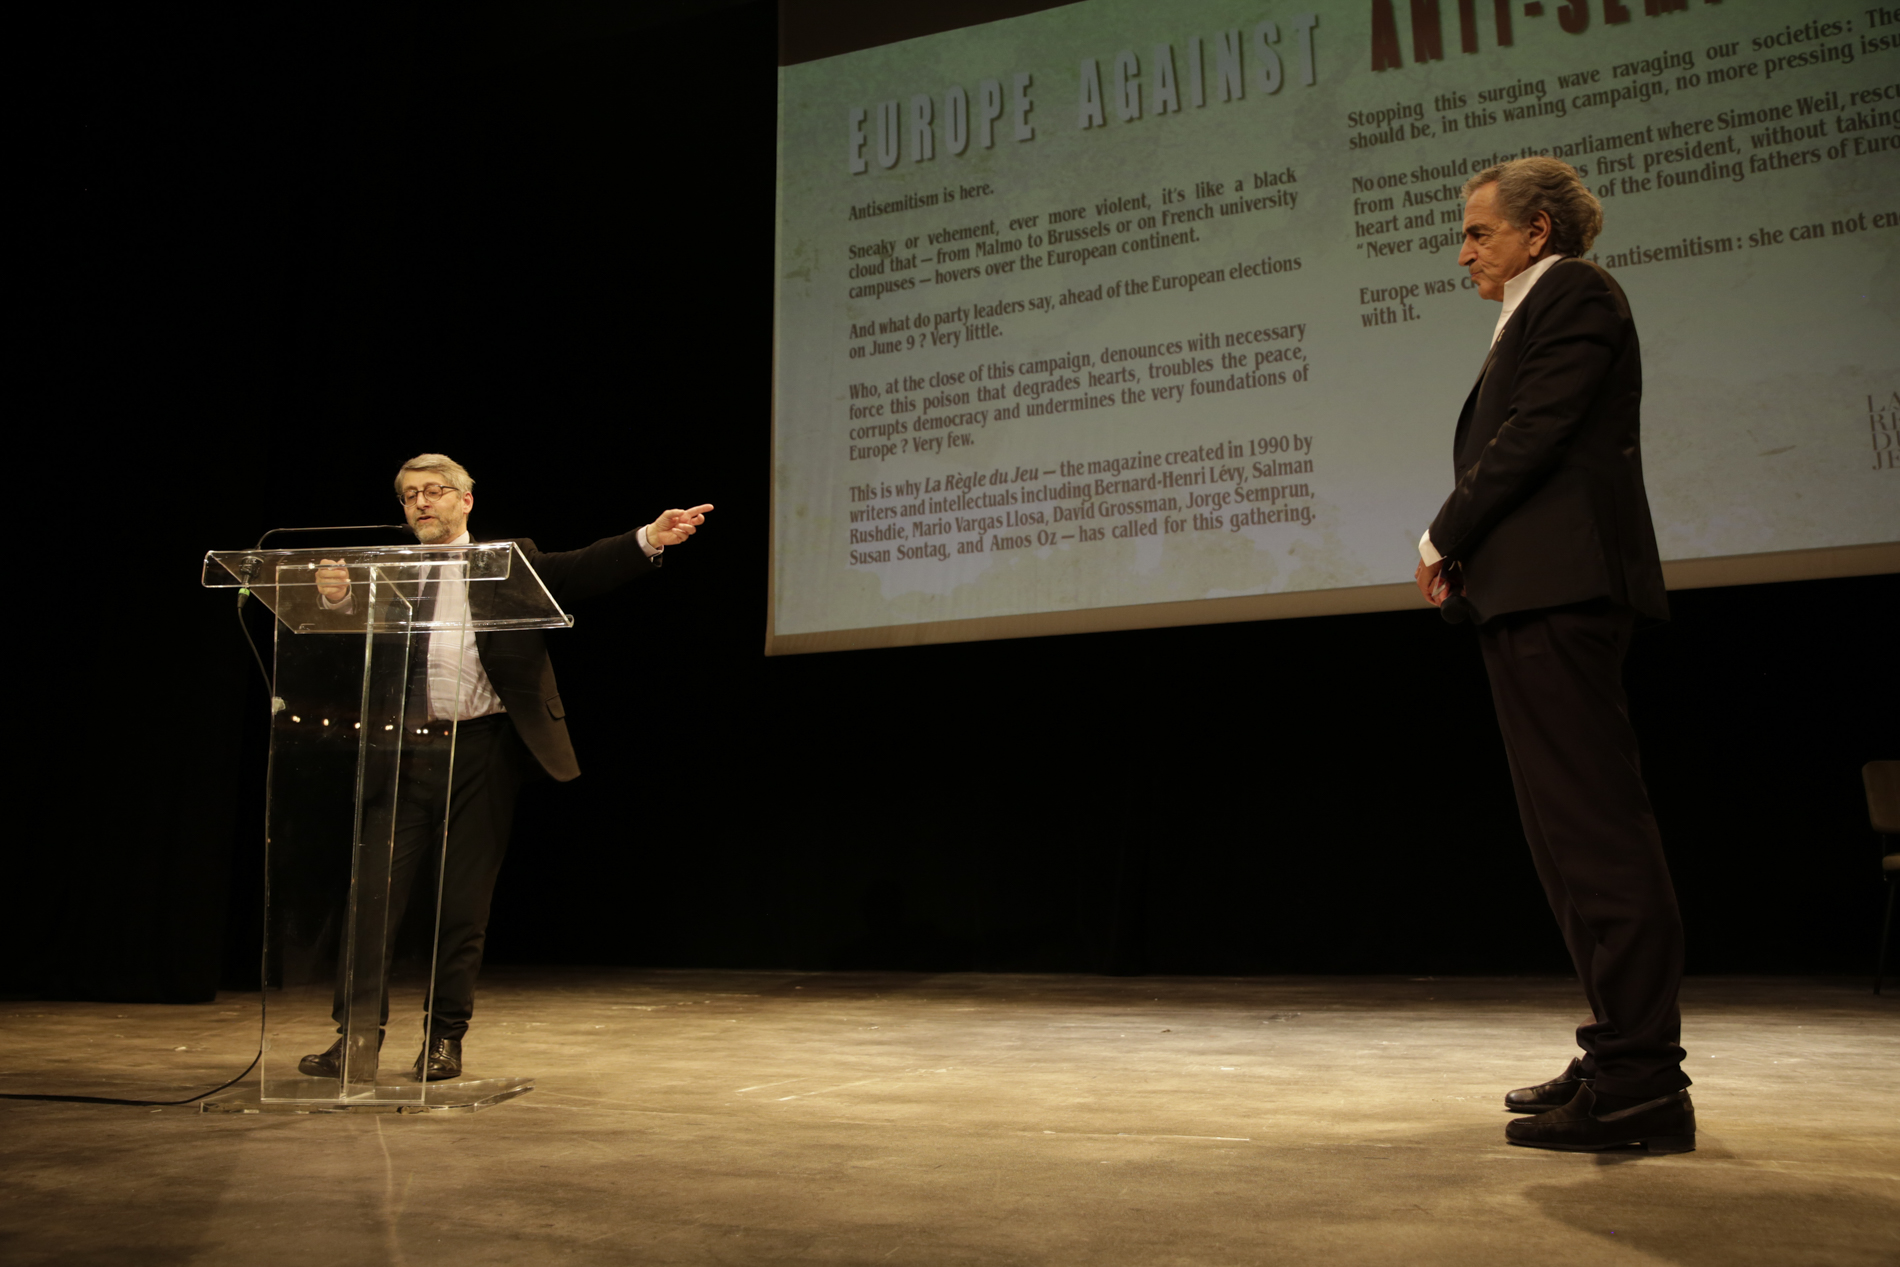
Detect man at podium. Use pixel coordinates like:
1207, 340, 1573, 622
298, 453, 712, 1082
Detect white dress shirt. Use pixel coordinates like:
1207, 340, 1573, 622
324, 527, 662, 722
1419, 254, 1567, 565
419, 531, 505, 722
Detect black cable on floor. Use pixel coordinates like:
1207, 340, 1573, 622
1, 598, 281, 1108
0, 1039, 262, 1107
9, 528, 413, 1109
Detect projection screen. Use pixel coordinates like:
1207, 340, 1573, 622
769, 0, 1898, 654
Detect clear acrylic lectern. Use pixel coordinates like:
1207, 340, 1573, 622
200, 542, 571, 1113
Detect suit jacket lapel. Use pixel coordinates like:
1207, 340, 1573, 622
1472, 338, 1499, 392
1454, 343, 1497, 461
468, 538, 501, 660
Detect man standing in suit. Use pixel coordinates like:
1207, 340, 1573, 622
1416, 158, 1695, 1153
300, 453, 712, 1082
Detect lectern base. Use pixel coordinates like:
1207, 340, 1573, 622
201, 1076, 533, 1115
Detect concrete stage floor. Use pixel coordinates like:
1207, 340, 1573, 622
2, 971, 1895, 1266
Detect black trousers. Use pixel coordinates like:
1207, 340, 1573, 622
1478, 600, 1689, 1100
332, 713, 524, 1042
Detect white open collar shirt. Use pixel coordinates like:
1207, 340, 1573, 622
323, 527, 661, 723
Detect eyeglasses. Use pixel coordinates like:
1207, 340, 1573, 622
398, 483, 462, 507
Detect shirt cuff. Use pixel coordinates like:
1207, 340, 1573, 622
1417, 530, 1441, 567
637, 526, 662, 558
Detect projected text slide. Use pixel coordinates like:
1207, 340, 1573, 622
771, 0, 1898, 650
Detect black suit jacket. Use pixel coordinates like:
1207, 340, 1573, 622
310, 529, 661, 782
1428, 258, 1667, 626
469, 529, 660, 782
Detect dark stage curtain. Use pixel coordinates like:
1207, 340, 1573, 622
11, 2, 1893, 1003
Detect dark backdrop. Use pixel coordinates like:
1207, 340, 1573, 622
14, 2, 1893, 1004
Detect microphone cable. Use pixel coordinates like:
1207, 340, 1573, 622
2, 526, 402, 1108
2, 647, 269, 1107
0, 1053, 265, 1108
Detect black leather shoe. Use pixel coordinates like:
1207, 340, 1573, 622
298, 1031, 383, 1078
1505, 1083, 1695, 1153
298, 1038, 344, 1078
1505, 1056, 1590, 1113
415, 1037, 462, 1082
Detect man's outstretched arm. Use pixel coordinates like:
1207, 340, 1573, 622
531, 504, 716, 603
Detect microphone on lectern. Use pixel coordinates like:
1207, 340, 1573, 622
234, 525, 408, 609
235, 555, 263, 609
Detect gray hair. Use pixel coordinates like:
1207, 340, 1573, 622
393, 452, 475, 499
1464, 156, 1603, 257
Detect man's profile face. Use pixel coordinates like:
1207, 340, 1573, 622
400, 470, 474, 543
1459, 184, 1547, 301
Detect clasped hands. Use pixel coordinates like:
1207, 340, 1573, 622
1415, 557, 1463, 608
